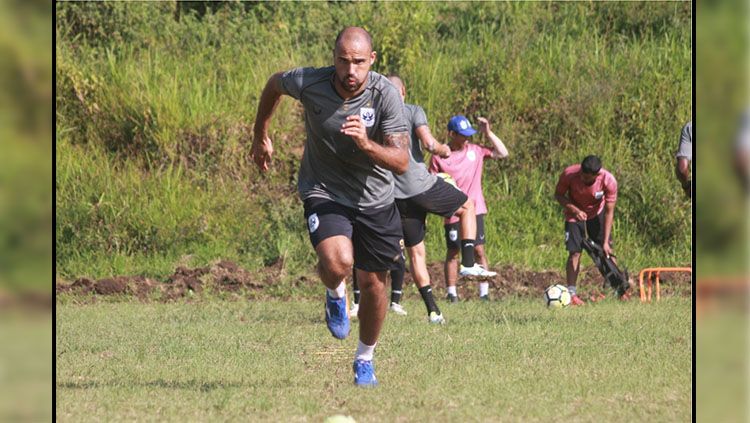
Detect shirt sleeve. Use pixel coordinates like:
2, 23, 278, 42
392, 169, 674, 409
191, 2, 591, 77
412, 105, 429, 130
675, 122, 692, 161
279, 67, 311, 100
378, 83, 409, 137
554, 170, 570, 197
479, 144, 494, 158
604, 173, 618, 203
429, 155, 441, 174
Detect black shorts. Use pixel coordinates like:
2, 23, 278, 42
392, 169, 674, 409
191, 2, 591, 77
444, 214, 486, 250
303, 197, 404, 272
395, 178, 468, 247
564, 212, 612, 253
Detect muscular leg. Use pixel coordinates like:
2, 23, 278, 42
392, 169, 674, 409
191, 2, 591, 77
566, 252, 581, 288
315, 235, 354, 290
408, 241, 441, 316
474, 244, 489, 270
356, 268, 388, 345
444, 247, 460, 289
408, 242, 430, 288
453, 198, 477, 241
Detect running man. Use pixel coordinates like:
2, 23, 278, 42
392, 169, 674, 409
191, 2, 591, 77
251, 27, 409, 387
429, 115, 509, 302
554, 155, 619, 305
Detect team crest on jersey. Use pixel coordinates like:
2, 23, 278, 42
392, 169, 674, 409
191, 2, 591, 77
308, 213, 320, 233
360, 107, 375, 127
467, 150, 477, 161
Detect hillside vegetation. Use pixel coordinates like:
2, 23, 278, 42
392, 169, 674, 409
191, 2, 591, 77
56, 2, 692, 283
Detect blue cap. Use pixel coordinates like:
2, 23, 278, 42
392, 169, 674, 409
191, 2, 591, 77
447, 115, 477, 136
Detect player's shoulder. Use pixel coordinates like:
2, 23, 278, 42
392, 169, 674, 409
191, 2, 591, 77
284, 66, 333, 89
681, 121, 692, 138
369, 71, 400, 97
600, 167, 617, 183
561, 163, 580, 177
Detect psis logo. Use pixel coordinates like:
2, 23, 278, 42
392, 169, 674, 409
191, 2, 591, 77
308, 213, 320, 233
449, 229, 458, 242
360, 107, 375, 127
460, 120, 469, 130
467, 150, 477, 161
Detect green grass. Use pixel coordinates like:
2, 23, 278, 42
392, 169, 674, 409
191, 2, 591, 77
56, 298, 691, 422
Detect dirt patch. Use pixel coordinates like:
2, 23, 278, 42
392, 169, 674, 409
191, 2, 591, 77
56, 261, 692, 302
57, 260, 270, 302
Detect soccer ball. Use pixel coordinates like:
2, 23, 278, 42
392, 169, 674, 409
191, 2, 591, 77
436, 172, 458, 188
544, 284, 571, 308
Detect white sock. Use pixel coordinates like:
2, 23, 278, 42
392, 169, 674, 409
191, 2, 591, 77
447, 286, 457, 296
479, 282, 489, 297
568, 285, 577, 296
327, 281, 346, 299
355, 340, 376, 361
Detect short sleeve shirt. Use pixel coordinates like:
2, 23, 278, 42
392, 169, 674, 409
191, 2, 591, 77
675, 122, 692, 161
408, 104, 429, 164
429, 143, 493, 224
393, 103, 438, 199
279, 67, 408, 210
554, 164, 618, 223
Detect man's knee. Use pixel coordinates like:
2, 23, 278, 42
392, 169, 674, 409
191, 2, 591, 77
456, 198, 475, 216
567, 252, 581, 262
317, 245, 354, 281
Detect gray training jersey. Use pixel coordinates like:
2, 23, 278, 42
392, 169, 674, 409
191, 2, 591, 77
675, 121, 692, 161
279, 66, 408, 210
393, 103, 439, 199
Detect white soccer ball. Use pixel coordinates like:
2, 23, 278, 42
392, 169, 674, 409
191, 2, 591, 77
544, 284, 571, 308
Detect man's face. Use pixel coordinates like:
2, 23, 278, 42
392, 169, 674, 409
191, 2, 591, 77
333, 40, 375, 94
581, 171, 599, 186
449, 131, 471, 145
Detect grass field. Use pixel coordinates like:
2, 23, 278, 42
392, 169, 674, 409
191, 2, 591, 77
56, 297, 691, 422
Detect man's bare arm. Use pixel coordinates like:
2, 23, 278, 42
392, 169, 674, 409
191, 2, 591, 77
340, 115, 409, 174
477, 117, 509, 159
415, 125, 450, 158
251, 72, 285, 171
555, 193, 587, 221
602, 201, 616, 256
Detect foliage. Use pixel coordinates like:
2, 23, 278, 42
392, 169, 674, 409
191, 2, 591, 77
55, 2, 691, 281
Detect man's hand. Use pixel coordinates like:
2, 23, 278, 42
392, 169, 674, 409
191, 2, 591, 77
477, 116, 491, 134
436, 143, 451, 158
341, 115, 371, 151
603, 242, 614, 258
566, 204, 587, 221
251, 133, 274, 171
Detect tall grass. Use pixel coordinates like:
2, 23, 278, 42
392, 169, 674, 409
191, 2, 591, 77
56, 2, 691, 281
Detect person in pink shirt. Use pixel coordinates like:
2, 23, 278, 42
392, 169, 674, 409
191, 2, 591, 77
554, 155, 619, 305
429, 115, 509, 302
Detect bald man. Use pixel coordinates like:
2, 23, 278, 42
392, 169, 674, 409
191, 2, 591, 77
251, 27, 410, 387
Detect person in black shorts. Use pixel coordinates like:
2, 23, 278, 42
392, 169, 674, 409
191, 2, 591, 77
554, 155, 620, 305
251, 27, 410, 387
351, 75, 495, 324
